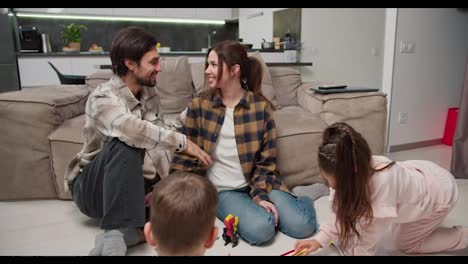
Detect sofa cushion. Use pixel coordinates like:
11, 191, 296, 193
49, 114, 85, 200
191, 62, 208, 94
0, 85, 88, 200
248, 51, 278, 108
269, 67, 302, 107
156, 56, 194, 114
273, 106, 327, 189
86, 70, 113, 92
298, 87, 387, 155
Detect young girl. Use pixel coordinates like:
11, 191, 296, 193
294, 122, 468, 255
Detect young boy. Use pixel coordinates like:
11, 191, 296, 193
144, 171, 219, 256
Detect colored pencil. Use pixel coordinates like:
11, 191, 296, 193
293, 248, 307, 256
280, 249, 295, 256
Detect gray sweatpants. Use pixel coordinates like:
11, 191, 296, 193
71, 138, 151, 230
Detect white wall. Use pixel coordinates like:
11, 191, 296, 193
388, 8, 468, 147
300, 8, 385, 88
382, 8, 398, 150
239, 8, 286, 48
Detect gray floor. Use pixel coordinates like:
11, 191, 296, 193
0, 144, 467, 256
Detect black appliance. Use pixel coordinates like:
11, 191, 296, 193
19, 26, 41, 52
0, 10, 20, 92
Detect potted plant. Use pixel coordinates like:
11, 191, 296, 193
61, 23, 88, 52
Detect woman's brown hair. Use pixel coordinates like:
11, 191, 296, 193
204, 40, 275, 109
318, 122, 394, 249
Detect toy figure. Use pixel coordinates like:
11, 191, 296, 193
222, 214, 239, 247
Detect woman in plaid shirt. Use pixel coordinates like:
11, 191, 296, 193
171, 40, 318, 245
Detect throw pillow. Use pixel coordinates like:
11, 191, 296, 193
248, 51, 279, 108
156, 56, 194, 114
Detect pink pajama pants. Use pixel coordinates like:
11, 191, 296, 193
395, 165, 468, 254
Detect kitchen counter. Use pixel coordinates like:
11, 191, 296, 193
16, 51, 208, 57
99, 62, 312, 69
16, 49, 288, 58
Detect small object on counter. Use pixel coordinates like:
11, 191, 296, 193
88, 43, 103, 53
62, 46, 79, 52
158, 47, 171, 53
273, 37, 281, 50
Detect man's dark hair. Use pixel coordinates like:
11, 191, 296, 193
110, 26, 157, 77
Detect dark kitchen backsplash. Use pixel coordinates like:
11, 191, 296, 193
17, 17, 238, 52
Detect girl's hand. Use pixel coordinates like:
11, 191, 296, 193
258, 200, 279, 227
294, 239, 322, 256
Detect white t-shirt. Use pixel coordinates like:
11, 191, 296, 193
207, 107, 248, 191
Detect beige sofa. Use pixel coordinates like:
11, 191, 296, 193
0, 54, 387, 200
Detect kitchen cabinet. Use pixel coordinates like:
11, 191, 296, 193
64, 8, 113, 15
239, 8, 286, 49
112, 8, 156, 17
155, 8, 195, 19
18, 56, 111, 87
196, 8, 232, 20
14, 8, 50, 13
18, 57, 72, 87
14, 8, 232, 20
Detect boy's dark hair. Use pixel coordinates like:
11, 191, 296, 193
150, 171, 218, 254
110, 26, 157, 77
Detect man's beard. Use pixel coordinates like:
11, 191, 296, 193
136, 74, 156, 87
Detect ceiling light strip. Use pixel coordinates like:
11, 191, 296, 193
15, 12, 225, 25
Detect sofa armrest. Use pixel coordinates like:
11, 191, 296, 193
0, 84, 89, 200
297, 84, 388, 155
297, 81, 329, 114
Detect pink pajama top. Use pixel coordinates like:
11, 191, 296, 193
313, 155, 458, 255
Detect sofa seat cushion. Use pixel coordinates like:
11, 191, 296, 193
273, 106, 327, 190
274, 106, 327, 138
49, 115, 85, 200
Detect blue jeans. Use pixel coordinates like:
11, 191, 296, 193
217, 187, 319, 246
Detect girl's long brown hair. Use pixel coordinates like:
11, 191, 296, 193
318, 122, 394, 249
204, 40, 275, 109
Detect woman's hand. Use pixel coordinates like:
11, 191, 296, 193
258, 200, 279, 227
294, 239, 322, 256
183, 139, 213, 167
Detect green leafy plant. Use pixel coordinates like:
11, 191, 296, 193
61, 23, 88, 44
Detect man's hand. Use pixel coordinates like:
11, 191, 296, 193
182, 139, 213, 167
294, 239, 322, 256
258, 200, 279, 227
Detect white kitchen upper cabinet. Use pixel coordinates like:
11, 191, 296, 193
63, 8, 113, 15
155, 8, 195, 19
196, 8, 232, 20
14, 8, 51, 13
112, 8, 156, 17
239, 8, 286, 49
